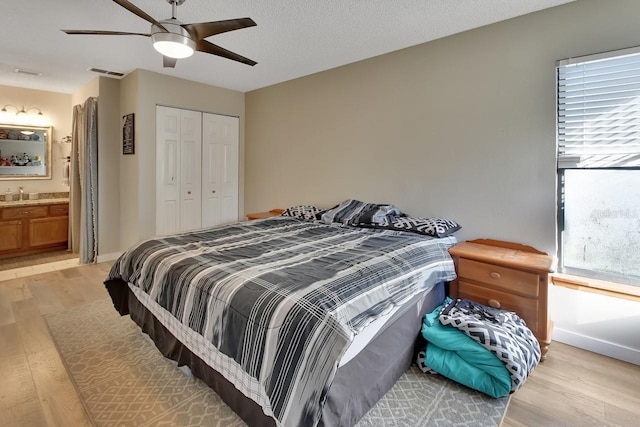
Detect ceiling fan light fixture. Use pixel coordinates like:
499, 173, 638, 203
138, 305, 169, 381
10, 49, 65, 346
152, 32, 195, 59
63, 0, 256, 66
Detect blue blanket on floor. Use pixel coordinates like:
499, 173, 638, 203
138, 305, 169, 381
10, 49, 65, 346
416, 298, 512, 398
439, 297, 541, 392
417, 297, 541, 397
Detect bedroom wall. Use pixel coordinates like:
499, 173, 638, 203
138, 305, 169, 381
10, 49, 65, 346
245, 0, 640, 364
118, 70, 246, 248
97, 77, 121, 257
1, 84, 72, 194
119, 71, 139, 256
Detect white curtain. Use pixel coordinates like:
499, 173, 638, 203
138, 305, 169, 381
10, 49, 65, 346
69, 97, 98, 263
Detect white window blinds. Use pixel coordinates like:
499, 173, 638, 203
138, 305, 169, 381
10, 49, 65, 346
557, 48, 640, 169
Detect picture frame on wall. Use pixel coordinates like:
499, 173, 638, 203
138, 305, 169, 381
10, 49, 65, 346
122, 113, 135, 155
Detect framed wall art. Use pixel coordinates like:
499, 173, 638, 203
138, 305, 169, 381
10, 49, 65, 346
122, 113, 135, 155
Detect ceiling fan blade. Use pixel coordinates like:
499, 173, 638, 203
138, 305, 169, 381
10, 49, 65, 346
62, 30, 150, 36
196, 40, 257, 66
112, 0, 167, 31
163, 56, 177, 68
183, 18, 256, 40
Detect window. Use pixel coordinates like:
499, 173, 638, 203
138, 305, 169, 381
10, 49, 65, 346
557, 47, 640, 287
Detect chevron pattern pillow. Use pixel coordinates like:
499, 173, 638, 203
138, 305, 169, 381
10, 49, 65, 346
387, 216, 461, 238
281, 205, 324, 221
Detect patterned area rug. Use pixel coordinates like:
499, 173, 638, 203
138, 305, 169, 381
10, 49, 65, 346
45, 299, 510, 427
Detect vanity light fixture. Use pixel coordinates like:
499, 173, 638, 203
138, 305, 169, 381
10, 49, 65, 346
1, 104, 44, 116
0, 105, 48, 126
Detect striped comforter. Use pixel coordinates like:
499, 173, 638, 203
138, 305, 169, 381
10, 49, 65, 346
106, 217, 457, 427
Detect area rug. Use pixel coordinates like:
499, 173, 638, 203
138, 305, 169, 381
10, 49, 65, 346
45, 299, 510, 427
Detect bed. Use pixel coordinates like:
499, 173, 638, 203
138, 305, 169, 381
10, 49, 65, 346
104, 215, 457, 427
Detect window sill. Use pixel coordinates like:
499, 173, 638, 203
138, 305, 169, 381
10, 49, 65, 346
551, 273, 640, 302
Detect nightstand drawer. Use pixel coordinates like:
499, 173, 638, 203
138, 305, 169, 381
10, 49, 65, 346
458, 258, 540, 297
458, 280, 539, 335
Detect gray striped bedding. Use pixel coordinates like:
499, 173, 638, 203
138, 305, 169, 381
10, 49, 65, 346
106, 217, 457, 427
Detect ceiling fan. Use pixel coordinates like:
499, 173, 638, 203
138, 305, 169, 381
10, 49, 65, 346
63, 0, 257, 68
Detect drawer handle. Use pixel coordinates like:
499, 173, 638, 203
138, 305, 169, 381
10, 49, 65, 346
54, 208, 65, 211
487, 299, 501, 309
489, 272, 501, 279
22, 211, 31, 214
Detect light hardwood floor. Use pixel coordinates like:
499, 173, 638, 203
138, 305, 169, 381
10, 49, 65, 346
0, 262, 638, 427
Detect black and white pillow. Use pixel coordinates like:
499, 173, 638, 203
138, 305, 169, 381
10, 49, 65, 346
281, 205, 324, 221
387, 216, 461, 238
320, 199, 402, 226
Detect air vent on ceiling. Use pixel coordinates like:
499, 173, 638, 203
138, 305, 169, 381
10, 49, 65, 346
14, 68, 42, 77
88, 67, 126, 79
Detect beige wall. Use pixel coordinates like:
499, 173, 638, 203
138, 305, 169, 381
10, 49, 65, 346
119, 71, 139, 253
1, 84, 72, 193
245, 0, 640, 363
246, 16, 561, 252
71, 78, 99, 107
97, 77, 121, 256
118, 70, 245, 248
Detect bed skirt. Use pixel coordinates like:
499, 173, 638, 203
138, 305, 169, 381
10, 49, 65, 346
105, 279, 445, 427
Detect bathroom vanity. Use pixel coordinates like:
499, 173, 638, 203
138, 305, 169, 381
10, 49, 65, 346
0, 198, 69, 259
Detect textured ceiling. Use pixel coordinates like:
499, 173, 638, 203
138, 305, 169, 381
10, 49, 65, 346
0, 0, 574, 94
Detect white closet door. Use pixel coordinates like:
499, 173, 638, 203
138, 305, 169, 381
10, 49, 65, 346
179, 110, 202, 232
156, 106, 181, 235
156, 106, 202, 235
202, 113, 239, 227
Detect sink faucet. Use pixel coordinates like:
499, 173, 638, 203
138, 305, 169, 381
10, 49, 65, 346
19, 186, 24, 201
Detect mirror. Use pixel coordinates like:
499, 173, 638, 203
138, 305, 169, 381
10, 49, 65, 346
0, 124, 53, 180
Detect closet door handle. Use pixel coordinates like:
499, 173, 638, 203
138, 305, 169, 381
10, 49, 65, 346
187, 191, 192, 195
211, 190, 216, 193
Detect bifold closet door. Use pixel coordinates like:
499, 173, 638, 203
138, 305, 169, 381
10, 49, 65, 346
201, 113, 239, 227
156, 106, 202, 235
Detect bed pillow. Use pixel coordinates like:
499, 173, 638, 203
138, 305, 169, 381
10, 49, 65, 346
320, 199, 401, 225
281, 205, 324, 221
354, 204, 403, 226
386, 216, 461, 238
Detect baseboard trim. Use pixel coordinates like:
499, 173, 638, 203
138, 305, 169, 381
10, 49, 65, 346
553, 327, 640, 365
96, 252, 121, 263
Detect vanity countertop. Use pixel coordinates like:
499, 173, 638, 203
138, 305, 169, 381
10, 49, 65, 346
0, 198, 69, 208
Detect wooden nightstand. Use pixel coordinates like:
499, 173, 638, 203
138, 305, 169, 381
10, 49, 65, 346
246, 209, 284, 220
448, 239, 555, 360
